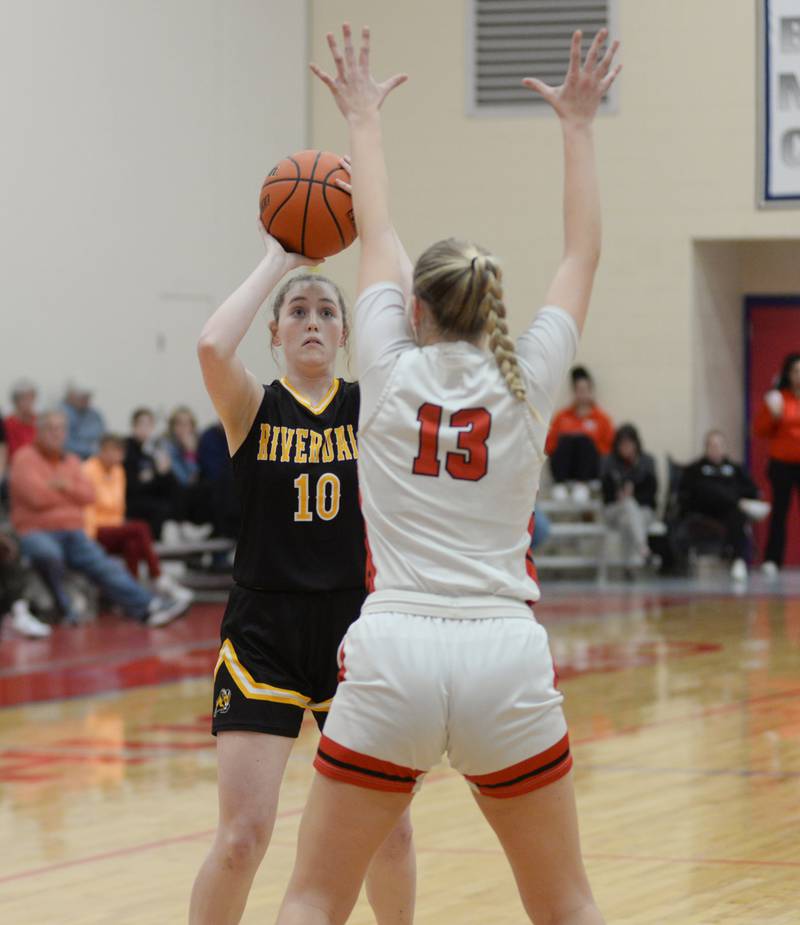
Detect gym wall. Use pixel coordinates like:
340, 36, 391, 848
310, 0, 800, 467
1, 0, 308, 430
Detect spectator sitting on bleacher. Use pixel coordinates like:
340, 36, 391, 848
60, 380, 106, 460
9, 411, 189, 627
161, 406, 200, 486
677, 430, 760, 581
4, 378, 38, 460
124, 407, 181, 541
198, 420, 239, 542
83, 434, 192, 604
0, 415, 7, 503
1, 528, 51, 638
601, 424, 658, 573
546, 366, 614, 504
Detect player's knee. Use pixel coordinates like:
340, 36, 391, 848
219, 817, 271, 870
528, 889, 599, 925
376, 814, 414, 863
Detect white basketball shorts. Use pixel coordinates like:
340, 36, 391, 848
314, 610, 572, 798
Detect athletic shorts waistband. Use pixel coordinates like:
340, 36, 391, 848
361, 590, 534, 621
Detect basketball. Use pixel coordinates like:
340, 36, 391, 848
259, 149, 357, 259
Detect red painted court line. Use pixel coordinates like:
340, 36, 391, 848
0, 806, 304, 886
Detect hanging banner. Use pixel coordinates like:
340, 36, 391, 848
760, 0, 800, 206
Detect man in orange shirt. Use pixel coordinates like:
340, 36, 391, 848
754, 352, 800, 575
10, 411, 189, 626
545, 366, 614, 502
84, 435, 191, 603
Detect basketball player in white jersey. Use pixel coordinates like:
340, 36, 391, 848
275, 24, 621, 925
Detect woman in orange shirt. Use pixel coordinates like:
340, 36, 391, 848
545, 366, 614, 502
754, 352, 800, 574
84, 435, 191, 603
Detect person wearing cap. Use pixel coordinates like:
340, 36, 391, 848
60, 380, 107, 460
5, 378, 39, 459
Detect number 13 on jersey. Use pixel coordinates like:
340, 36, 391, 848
412, 403, 492, 481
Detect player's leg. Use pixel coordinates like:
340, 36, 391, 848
474, 773, 603, 924
449, 616, 600, 924
311, 593, 419, 924
189, 731, 294, 925
276, 773, 413, 925
365, 807, 416, 925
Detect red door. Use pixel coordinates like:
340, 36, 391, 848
746, 298, 800, 566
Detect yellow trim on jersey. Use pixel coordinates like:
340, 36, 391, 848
214, 639, 331, 711
280, 377, 340, 415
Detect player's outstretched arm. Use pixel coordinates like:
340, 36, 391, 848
523, 29, 621, 333
311, 24, 407, 296
335, 157, 414, 300
197, 231, 319, 453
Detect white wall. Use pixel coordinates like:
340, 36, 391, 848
309, 0, 800, 470
0, 0, 308, 431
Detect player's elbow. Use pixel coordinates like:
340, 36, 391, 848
197, 332, 224, 366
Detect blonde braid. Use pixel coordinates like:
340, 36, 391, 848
474, 258, 527, 402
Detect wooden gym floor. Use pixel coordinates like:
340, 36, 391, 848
1, 575, 799, 924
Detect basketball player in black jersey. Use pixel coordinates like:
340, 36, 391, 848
188, 215, 416, 924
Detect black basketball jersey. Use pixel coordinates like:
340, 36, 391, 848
231, 378, 366, 592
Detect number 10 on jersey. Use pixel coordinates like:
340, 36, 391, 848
294, 473, 341, 522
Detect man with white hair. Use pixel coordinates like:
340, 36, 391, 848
9, 410, 189, 627
60, 380, 106, 459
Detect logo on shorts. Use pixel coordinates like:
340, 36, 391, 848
214, 688, 232, 717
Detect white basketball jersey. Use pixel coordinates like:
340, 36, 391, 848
354, 283, 579, 617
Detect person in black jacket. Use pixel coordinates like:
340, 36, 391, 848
678, 430, 759, 579
124, 407, 180, 540
601, 423, 658, 571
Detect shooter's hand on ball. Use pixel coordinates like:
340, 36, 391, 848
310, 23, 407, 121
257, 225, 323, 274
522, 28, 621, 126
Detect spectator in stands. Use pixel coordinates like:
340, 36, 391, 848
677, 430, 759, 581
546, 366, 614, 504
9, 410, 188, 626
1, 528, 51, 637
754, 352, 800, 577
61, 380, 106, 459
5, 378, 38, 459
161, 407, 216, 539
601, 424, 658, 574
161, 406, 200, 486
124, 407, 180, 540
83, 434, 192, 603
0, 416, 7, 503
198, 420, 239, 541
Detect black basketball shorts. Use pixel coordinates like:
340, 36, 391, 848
211, 584, 366, 738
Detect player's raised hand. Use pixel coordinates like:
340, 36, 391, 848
257, 224, 323, 272
310, 23, 408, 120
522, 29, 621, 126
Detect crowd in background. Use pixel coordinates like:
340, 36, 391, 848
0, 379, 239, 638
1, 351, 799, 637
538, 352, 800, 580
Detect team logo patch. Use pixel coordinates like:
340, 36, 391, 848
214, 688, 232, 717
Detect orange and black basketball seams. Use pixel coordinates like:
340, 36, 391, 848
259, 149, 356, 258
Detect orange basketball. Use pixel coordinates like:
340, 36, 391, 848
259, 150, 357, 259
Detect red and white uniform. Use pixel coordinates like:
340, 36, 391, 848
316, 282, 579, 797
